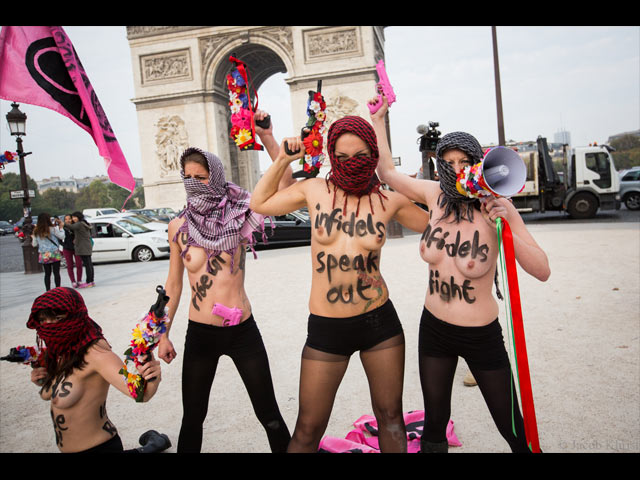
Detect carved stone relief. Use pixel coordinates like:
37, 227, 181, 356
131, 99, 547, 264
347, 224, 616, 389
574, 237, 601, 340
303, 27, 362, 63
324, 95, 360, 127
155, 115, 190, 177
141, 49, 192, 85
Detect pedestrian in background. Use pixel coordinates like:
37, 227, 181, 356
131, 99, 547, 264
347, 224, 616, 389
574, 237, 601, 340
31, 213, 65, 291
61, 214, 83, 288
68, 211, 94, 288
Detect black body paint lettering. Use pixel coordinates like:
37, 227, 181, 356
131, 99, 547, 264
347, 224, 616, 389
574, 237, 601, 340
191, 274, 213, 311
429, 269, 476, 303
422, 225, 488, 261
314, 205, 385, 239
316, 251, 379, 283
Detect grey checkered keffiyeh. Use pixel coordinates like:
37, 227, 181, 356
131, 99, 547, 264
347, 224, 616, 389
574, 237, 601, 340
435, 131, 484, 223
174, 147, 268, 273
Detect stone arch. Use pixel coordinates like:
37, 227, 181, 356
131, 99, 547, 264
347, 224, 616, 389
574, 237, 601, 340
126, 26, 386, 211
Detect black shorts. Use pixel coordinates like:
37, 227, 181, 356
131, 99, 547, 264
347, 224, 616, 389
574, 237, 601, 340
73, 434, 126, 453
418, 307, 510, 371
305, 300, 404, 357
185, 315, 265, 361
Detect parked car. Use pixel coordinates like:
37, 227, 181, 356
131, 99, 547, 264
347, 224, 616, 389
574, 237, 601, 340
618, 166, 640, 210
0, 220, 14, 235
253, 209, 311, 249
83, 208, 120, 218
129, 208, 176, 223
98, 212, 168, 232
87, 217, 170, 263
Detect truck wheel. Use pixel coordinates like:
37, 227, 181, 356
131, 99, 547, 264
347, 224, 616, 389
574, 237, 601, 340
133, 245, 154, 262
567, 192, 598, 219
624, 192, 640, 210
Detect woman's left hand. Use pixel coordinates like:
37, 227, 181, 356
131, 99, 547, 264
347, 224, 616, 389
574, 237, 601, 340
480, 197, 509, 229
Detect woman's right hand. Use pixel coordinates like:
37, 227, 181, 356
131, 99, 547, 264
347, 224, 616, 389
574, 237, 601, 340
158, 336, 177, 364
279, 136, 306, 162
31, 367, 46, 386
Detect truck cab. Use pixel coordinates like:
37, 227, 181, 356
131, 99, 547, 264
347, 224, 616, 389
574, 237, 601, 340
509, 137, 619, 219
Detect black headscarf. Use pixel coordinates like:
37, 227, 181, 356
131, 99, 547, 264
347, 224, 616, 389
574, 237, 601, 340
435, 131, 484, 223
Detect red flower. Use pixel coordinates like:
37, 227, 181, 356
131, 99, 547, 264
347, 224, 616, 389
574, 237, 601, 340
303, 130, 323, 156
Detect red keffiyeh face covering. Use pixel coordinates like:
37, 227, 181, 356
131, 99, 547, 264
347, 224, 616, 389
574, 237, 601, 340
326, 116, 387, 216
27, 287, 104, 361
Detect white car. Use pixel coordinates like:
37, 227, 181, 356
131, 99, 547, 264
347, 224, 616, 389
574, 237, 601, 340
87, 217, 170, 263
98, 212, 168, 232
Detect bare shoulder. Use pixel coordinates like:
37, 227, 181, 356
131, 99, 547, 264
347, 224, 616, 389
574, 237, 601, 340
168, 216, 185, 237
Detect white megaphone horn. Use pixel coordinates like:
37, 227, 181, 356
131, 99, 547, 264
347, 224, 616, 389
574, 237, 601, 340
456, 146, 527, 199
481, 146, 527, 197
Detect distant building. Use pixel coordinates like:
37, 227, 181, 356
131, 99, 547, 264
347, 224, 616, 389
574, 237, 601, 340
37, 175, 143, 193
554, 130, 571, 146
37, 177, 79, 193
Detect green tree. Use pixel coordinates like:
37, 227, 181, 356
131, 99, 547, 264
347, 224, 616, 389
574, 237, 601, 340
0, 172, 40, 222
610, 134, 640, 170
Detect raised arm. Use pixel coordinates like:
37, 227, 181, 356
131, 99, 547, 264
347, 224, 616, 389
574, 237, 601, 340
249, 136, 307, 216
369, 95, 438, 206
254, 109, 296, 190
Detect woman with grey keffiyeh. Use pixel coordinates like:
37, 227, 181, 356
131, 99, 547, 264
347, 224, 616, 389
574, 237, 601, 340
157, 111, 291, 453
371, 96, 550, 453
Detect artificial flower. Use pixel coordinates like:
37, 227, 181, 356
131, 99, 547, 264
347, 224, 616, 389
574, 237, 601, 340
303, 130, 323, 156
235, 129, 253, 146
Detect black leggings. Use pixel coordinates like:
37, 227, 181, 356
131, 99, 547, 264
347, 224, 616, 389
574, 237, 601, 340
178, 316, 291, 453
43, 261, 61, 291
418, 307, 531, 453
80, 255, 94, 283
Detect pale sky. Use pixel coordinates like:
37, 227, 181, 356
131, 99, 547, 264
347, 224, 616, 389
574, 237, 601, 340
1, 26, 638, 185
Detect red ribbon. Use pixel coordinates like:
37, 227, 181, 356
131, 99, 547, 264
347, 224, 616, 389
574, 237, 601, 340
500, 217, 541, 453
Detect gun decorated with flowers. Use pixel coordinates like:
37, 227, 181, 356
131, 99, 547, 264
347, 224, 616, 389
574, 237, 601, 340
285, 80, 327, 179
226, 55, 265, 152
1, 345, 46, 368
120, 285, 170, 402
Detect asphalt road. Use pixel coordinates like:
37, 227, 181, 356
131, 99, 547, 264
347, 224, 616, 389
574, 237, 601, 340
1, 207, 637, 274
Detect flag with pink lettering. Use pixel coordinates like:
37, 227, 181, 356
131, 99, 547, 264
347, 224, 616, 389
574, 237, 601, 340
0, 26, 135, 193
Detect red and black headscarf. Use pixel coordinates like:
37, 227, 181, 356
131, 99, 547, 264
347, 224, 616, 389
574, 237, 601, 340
27, 287, 104, 361
326, 116, 387, 215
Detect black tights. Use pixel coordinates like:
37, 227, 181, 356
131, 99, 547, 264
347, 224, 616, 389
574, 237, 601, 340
178, 318, 291, 453
418, 354, 531, 453
43, 261, 61, 291
79, 255, 94, 283
288, 334, 406, 453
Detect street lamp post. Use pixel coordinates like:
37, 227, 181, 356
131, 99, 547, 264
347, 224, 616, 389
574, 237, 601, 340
6, 102, 41, 274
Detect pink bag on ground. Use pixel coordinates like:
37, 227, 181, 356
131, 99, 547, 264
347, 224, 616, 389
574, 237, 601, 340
318, 410, 461, 453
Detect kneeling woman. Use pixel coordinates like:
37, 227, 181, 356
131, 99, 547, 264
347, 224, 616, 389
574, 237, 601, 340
28, 287, 169, 453
250, 116, 429, 452
158, 146, 291, 453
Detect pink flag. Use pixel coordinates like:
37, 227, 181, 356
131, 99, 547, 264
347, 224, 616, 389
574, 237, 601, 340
0, 26, 135, 193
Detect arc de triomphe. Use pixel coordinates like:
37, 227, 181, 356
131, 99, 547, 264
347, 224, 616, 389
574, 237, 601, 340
126, 26, 389, 210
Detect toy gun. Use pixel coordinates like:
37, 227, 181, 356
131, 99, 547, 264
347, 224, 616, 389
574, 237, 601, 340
284, 80, 327, 179
227, 55, 264, 152
120, 285, 170, 402
367, 59, 396, 114
1, 345, 46, 368
212, 303, 243, 327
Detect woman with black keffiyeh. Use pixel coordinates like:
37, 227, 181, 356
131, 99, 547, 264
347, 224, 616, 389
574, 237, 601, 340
26, 287, 169, 453
157, 110, 291, 453
371, 95, 550, 453
250, 113, 430, 453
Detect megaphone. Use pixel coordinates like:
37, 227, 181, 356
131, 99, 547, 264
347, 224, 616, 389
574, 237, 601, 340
456, 146, 526, 199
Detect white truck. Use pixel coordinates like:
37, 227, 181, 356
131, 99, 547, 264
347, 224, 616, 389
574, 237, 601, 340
504, 137, 620, 219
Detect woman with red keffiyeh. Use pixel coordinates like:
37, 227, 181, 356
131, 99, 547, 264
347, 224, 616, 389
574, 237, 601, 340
370, 95, 549, 453
250, 114, 430, 453
157, 110, 291, 453
26, 287, 170, 453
